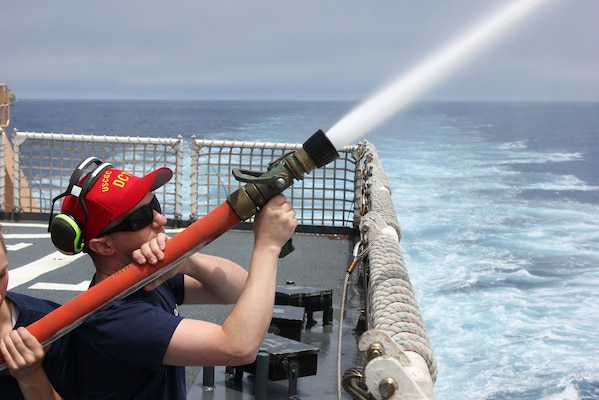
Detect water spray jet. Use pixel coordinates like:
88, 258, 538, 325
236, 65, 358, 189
326, 0, 548, 149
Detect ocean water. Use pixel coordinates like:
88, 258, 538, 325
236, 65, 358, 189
9, 99, 599, 399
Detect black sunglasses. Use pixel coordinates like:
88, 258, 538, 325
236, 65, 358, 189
98, 196, 162, 237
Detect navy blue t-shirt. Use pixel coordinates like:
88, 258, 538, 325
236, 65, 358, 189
0, 292, 78, 400
74, 274, 186, 399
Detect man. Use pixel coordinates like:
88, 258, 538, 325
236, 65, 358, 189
0, 225, 76, 399
51, 158, 296, 399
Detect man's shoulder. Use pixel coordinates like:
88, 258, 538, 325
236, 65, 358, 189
7, 292, 60, 321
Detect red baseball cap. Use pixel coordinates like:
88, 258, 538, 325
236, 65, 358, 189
61, 165, 172, 242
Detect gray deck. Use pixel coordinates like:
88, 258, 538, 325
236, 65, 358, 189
5, 221, 363, 399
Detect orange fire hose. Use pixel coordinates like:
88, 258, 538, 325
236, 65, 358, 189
0, 201, 241, 368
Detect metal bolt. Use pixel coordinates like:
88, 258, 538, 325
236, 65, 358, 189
274, 177, 287, 188
378, 377, 397, 399
367, 343, 384, 360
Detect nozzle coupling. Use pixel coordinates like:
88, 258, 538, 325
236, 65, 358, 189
227, 129, 339, 220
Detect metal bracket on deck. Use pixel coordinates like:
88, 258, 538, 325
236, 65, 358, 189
357, 330, 433, 400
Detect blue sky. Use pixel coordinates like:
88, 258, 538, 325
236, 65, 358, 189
2, 0, 597, 101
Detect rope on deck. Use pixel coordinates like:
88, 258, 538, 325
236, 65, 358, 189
358, 142, 438, 382
361, 147, 401, 237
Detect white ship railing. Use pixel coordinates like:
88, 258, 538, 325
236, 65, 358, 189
6, 130, 184, 221
3, 130, 358, 231
190, 137, 357, 228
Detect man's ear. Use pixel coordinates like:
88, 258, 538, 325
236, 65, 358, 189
87, 236, 115, 256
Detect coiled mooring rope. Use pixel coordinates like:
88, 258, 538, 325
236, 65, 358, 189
357, 142, 438, 381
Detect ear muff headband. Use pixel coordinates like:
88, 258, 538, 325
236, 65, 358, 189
61, 156, 105, 200
76, 161, 113, 221
48, 157, 113, 254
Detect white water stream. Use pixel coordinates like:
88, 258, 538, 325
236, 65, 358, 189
325, 0, 548, 149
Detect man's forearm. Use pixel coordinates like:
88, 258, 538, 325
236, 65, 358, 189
182, 253, 249, 304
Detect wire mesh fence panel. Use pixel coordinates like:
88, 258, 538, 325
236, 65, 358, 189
191, 138, 357, 228
5, 132, 357, 229
10, 131, 184, 221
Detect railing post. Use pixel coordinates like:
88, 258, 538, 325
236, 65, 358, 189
11, 130, 21, 214
190, 136, 199, 221
173, 135, 184, 224
0, 129, 5, 212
